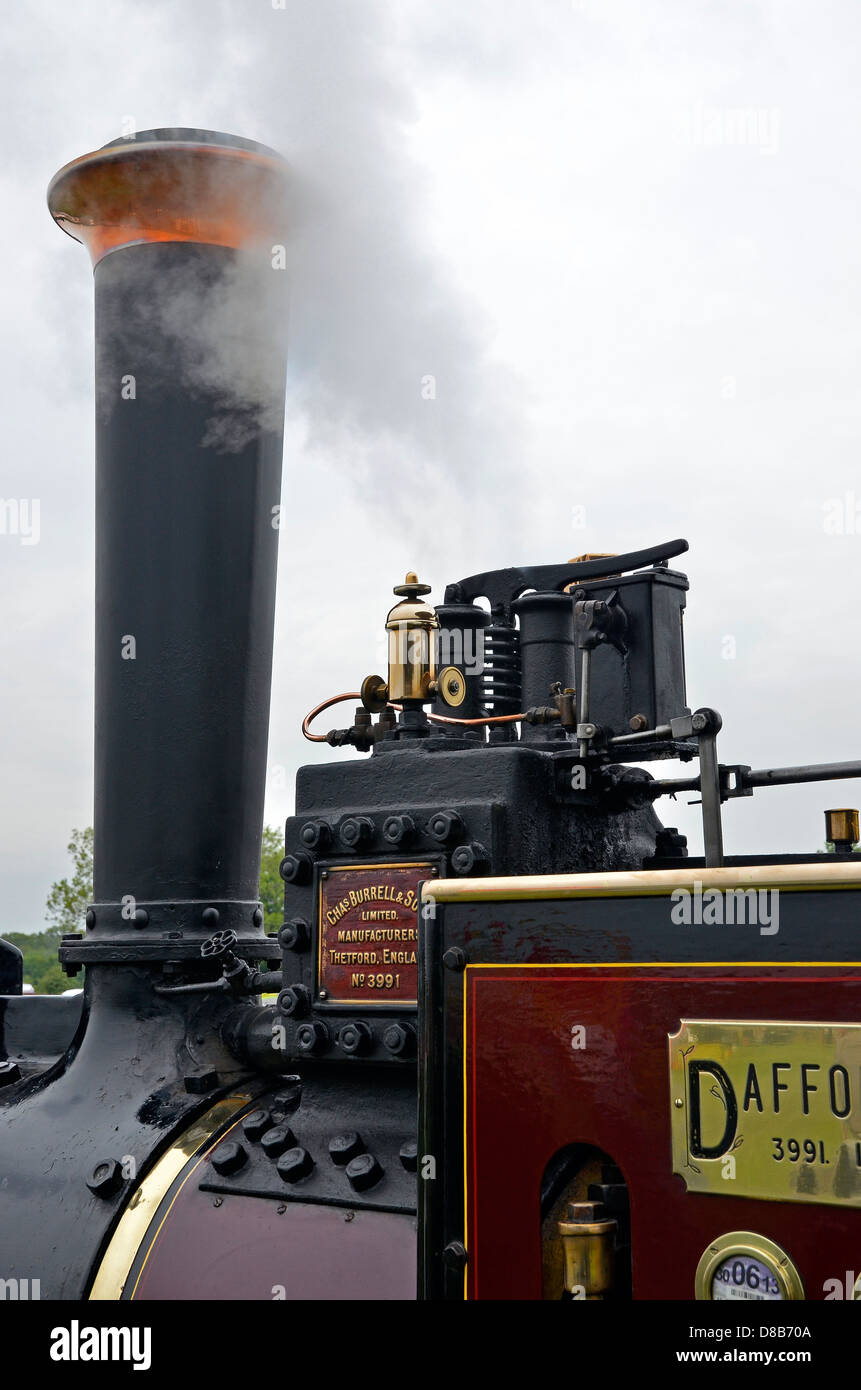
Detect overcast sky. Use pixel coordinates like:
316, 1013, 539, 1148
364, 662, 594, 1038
2, 0, 861, 932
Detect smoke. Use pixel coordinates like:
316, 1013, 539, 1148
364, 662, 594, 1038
128, 0, 527, 526
95, 244, 290, 454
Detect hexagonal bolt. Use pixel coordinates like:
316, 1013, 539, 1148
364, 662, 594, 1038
451, 841, 489, 876
337, 1021, 373, 1056
299, 819, 331, 850
345, 1152, 384, 1192
328, 1132, 365, 1166
296, 1020, 330, 1055
279, 852, 313, 885
427, 809, 464, 844
339, 816, 374, 850
241, 1108, 273, 1142
278, 918, 309, 952
276, 1146, 315, 1184
211, 1140, 248, 1177
382, 814, 415, 846
382, 1022, 415, 1057
277, 985, 311, 1019
86, 1158, 123, 1198
260, 1125, 297, 1160
270, 1076, 302, 1116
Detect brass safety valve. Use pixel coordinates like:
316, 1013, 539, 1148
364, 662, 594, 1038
361, 572, 465, 712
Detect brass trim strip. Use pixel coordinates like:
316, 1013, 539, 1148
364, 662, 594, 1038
422, 861, 861, 904
88, 1089, 254, 1300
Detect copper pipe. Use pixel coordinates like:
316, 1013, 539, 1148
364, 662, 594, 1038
302, 692, 526, 741
302, 692, 364, 741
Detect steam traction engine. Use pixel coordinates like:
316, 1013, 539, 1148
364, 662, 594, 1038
1, 128, 860, 1303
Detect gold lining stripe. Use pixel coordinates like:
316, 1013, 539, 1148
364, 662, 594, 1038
89, 1089, 253, 1300
423, 860, 861, 904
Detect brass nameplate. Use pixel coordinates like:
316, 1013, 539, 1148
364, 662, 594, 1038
317, 862, 428, 1006
669, 1020, 861, 1207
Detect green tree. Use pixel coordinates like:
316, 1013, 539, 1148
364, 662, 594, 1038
4, 928, 66, 993
45, 826, 94, 934
259, 824, 285, 931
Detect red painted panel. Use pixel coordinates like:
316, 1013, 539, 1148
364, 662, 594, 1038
465, 967, 861, 1300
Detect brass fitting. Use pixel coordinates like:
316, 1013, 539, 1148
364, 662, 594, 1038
558, 1201, 617, 1300
361, 573, 465, 712
825, 808, 859, 852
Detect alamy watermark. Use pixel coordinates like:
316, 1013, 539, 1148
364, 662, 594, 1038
670, 882, 779, 936
676, 105, 781, 156
0, 498, 40, 546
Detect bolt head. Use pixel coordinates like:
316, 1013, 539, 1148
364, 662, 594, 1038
452, 841, 489, 876
383, 1022, 414, 1056
383, 814, 415, 845
296, 1020, 329, 1054
399, 1140, 418, 1172
260, 1125, 296, 1159
0, 1060, 21, 1087
85, 908, 96, 930
345, 1152, 384, 1192
338, 1021, 372, 1055
87, 1158, 123, 1197
278, 918, 309, 952
339, 816, 373, 850
428, 810, 463, 843
242, 1108, 273, 1141
277, 985, 310, 1018
277, 1146, 314, 1183
270, 1076, 302, 1116
442, 946, 466, 972
280, 853, 312, 884
211, 1140, 247, 1176
329, 1132, 365, 1166
300, 820, 331, 850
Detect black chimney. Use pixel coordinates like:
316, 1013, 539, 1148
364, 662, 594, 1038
48, 129, 289, 966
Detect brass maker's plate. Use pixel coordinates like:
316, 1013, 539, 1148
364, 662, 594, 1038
669, 1020, 861, 1208
317, 862, 429, 1006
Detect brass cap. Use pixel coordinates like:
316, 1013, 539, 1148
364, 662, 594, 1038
48, 130, 288, 265
386, 573, 437, 631
825, 808, 859, 847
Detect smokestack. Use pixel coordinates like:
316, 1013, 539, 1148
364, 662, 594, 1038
48, 129, 289, 965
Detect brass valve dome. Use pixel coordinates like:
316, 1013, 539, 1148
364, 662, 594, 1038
361, 572, 465, 712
